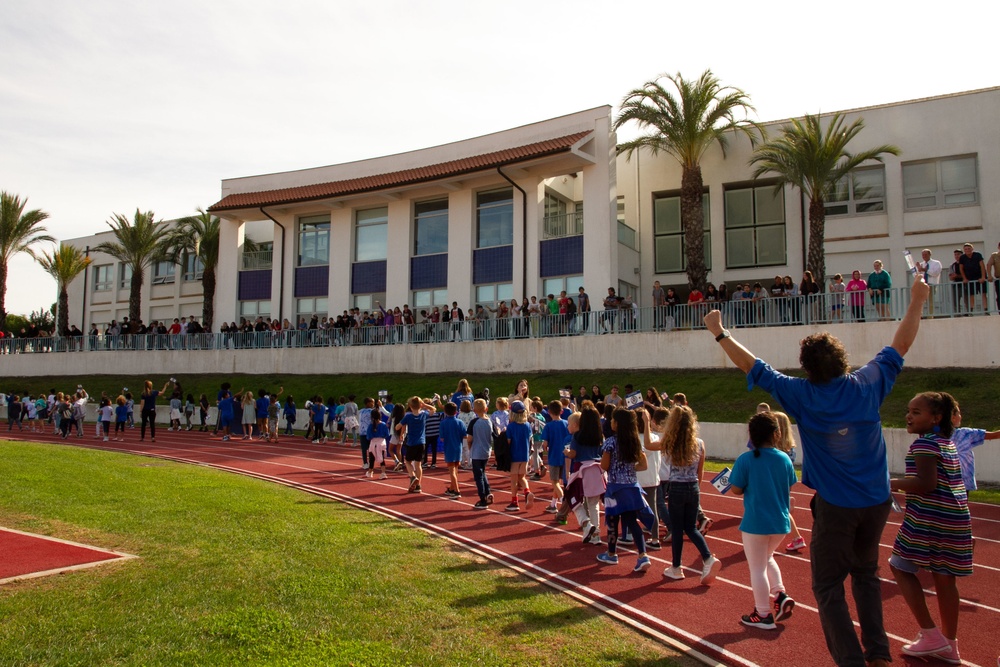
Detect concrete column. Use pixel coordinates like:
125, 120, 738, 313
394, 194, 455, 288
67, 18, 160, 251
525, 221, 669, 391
385, 199, 411, 306
448, 191, 473, 306
329, 208, 352, 313
215, 217, 244, 327
582, 114, 618, 296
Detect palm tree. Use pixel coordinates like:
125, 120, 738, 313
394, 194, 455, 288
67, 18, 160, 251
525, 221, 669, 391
161, 208, 245, 332
93, 210, 173, 324
749, 112, 900, 287
614, 70, 760, 292
0, 192, 54, 332
38, 244, 92, 336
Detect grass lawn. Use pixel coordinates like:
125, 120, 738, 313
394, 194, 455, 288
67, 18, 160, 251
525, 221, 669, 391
4, 367, 1000, 429
0, 440, 693, 667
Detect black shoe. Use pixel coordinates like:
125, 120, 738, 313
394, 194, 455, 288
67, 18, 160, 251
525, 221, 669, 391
647, 540, 662, 550
773, 592, 795, 622
740, 610, 776, 630
473, 500, 488, 510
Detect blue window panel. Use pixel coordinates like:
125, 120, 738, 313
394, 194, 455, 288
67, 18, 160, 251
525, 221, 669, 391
473, 246, 513, 285
238, 270, 271, 301
410, 254, 448, 290
539, 236, 584, 278
294, 265, 329, 298
352, 260, 387, 294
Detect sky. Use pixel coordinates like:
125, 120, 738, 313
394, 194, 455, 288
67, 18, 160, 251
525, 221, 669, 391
1, 0, 995, 317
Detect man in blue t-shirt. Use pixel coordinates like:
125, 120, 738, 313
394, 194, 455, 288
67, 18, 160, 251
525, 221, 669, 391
703, 275, 930, 667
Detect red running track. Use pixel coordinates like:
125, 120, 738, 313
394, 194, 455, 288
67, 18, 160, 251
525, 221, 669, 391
0, 527, 133, 583
6, 429, 1000, 666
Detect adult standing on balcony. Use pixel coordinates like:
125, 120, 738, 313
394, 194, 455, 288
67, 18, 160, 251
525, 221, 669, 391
915, 249, 942, 316
987, 241, 1000, 313
651, 280, 666, 331
958, 242, 988, 314
867, 260, 892, 321
704, 274, 931, 667
577, 287, 591, 334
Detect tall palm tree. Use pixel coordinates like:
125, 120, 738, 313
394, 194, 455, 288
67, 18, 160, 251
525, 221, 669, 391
0, 191, 54, 332
614, 70, 760, 292
749, 112, 900, 287
93, 209, 172, 324
38, 244, 92, 336
161, 208, 244, 332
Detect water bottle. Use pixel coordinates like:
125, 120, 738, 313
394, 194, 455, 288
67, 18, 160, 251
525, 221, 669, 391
903, 249, 917, 276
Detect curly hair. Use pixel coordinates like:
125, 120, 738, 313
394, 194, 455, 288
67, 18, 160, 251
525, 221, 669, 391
799, 333, 850, 384
661, 405, 700, 467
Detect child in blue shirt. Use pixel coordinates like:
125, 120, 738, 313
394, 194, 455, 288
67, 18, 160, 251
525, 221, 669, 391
439, 402, 468, 499
730, 411, 797, 631
310, 398, 327, 443
540, 400, 569, 514
358, 397, 374, 469
504, 401, 534, 512
114, 395, 128, 441
400, 396, 437, 494
366, 411, 391, 480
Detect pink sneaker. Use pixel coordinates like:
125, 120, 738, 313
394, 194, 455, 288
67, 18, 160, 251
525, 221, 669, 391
928, 638, 960, 665
785, 536, 806, 551
902, 628, 950, 657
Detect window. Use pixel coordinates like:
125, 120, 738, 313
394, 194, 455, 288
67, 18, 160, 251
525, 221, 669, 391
476, 189, 513, 248
240, 300, 271, 318
824, 167, 886, 216
296, 297, 328, 319
653, 193, 711, 273
298, 215, 330, 266
618, 280, 638, 303
542, 193, 582, 239
412, 288, 448, 308
413, 200, 448, 256
152, 260, 175, 285
353, 293, 386, 311
724, 184, 786, 268
118, 263, 132, 289
475, 283, 513, 305
902, 155, 978, 210
94, 264, 113, 292
542, 275, 583, 298
183, 254, 204, 281
356, 207, 388, 261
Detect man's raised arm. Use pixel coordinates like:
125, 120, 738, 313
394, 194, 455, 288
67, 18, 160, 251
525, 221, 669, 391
703, 309, 756, 373
891, 274, 931, 358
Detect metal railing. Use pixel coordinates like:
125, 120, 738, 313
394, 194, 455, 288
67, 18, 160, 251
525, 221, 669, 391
241, 250, 273, 271
1, 283, 993, 355
542, 212, 584, 240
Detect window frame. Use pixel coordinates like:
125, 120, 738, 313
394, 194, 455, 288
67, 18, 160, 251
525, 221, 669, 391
474, 282, 513, 306
902, 155, 979, 211
412, 288, 449, 309
152, 260, 176, 285
355, 207, 388, 262
93, 264, 113, 292
183, 253, 205, 282
118, 263, 132, 290
824, 166, 888, 217
413, 199, 449, 257
723, 183, 787, 269
476, 188, 514, 249
652, 191, 711, 274
297, 215, 331, 267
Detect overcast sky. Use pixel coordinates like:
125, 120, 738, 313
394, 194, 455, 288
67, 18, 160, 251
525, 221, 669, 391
1, 0, 995, 318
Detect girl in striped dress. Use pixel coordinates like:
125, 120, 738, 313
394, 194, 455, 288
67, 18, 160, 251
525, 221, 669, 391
889, 391, 971, 665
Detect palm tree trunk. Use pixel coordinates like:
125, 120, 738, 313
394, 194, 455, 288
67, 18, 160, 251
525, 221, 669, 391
58, 286, 70, 336
807, 199, 827, 289
202, 266, 216, 332
681, 165, 707, 292
0, 259, 7, 332
130, 269, 143, 324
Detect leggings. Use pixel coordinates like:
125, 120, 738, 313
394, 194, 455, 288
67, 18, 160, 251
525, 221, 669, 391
115, 421, 126, 435
607, 510, 645, 556
313, 422, 325, 440
141, 409, 156, 440
742, 532, 787, 615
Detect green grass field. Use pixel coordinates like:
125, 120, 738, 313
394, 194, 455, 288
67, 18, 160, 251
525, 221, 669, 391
0, 440, 692, 667
4, 367, 999, 430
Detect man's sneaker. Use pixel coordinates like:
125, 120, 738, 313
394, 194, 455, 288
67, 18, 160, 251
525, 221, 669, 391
505, 502, 520, 512
785, 536, 806, 552
633, 555, 651, 573
902, 629, 951, 657
545, 505, 558, 514
927, 638, 961, 665
663, 566, 684, 580
524, 492, 534, 508
697, 516, 713, 535
485, 493, 494, 505
473, 500, 489, 510
740, 609, 776, 630
773, 592, 795, 622
596, 552, 619, 565
378, 472, 387, 480
700, 555, 721, 585
588, 532, 603, 545
408, 476, 418, 492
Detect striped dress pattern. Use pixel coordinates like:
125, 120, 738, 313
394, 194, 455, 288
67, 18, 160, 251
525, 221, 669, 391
892, 434, 973, 576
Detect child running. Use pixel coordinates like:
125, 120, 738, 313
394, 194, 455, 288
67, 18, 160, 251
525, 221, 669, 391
505, 401, 534, 512
597, 408, 652, 573
399, 396, 436, 494
730, 411, 798, 630
889, 392, 972, 664
660, 405, 721, 584
366, 411, 390, 480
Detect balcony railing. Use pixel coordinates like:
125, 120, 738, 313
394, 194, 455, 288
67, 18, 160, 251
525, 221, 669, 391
241, 250, 273, 271
542, 212, 584, 240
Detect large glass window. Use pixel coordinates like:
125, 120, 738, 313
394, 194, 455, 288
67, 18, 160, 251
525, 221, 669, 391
476, 189, 513, 249
296, 297, 328, 319
653, 193, 711, 273
902, 155, 978, 210
824, 167, 886, 216
152, 260, 176, 285
724, 185, 786, 268
298, 215, 330, 266
239, 300, 271, 318
94, 264, 113, 292
413, 200, 448, 256
541, 275, 583, 299
475, 283, 513, 305
542, 193, 582, 239
183, 254, 204, 281
356, 207, 388, 261
412, 288, 448, 309
118, 263, 132, 289
353, 293, 386, 312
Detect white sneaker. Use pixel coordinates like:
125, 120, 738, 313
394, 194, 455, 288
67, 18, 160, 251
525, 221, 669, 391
700, 555, 721, 585
312, 440, 319, 444
103, 437, 109, 442
663, 566, 685, 580
378, 472, 387, 480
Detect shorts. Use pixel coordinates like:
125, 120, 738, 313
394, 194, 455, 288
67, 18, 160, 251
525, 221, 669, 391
964, 281, 983, 294
888, 553, 920, 574
267, 418, 278, 431
219, 415, 233, 428
443, 441, 461, 464
170, 409, 182, 420
404, 443, 425, 462
831, 304, 843, 311
548, 465, 564, 483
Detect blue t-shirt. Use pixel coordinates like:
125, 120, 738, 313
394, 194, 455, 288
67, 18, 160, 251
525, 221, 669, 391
115, 405, 128, 422
450, 392, 475, 409
367, 422, 390, 441
730, 448, 798, 535
601, 435, 638, 485
311, 404, 327, 423
569, 433, 603, 462
400, 411, 430, 445
439, 416, 467, 463
542, 419, 569, 468
218, 396, 235, 418
506, 421, 531, 462
256, 396, 269, 419
469, 417, 493, 460
748, 345, 903, 508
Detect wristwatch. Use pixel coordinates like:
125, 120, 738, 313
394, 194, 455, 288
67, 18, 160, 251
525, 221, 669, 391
715, 330, 731, 342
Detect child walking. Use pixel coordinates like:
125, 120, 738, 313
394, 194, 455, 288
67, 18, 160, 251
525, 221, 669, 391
889, 392, 972, 664
366, 411, 390, 479
467, 398, 495, 509
399, 396, 436, 494
266, 393, 280, 443
597, 408, 652, 572
99, 398, 113, 442
240, 391, 256, 439
310, 397, 327, 444
730, 412, 798, 630
439, 402, 467, 497
540, 400, 569, 514
283, 395, 297, 436
504, 401, 534, 512
114, 395, 128, 441
560, 407, 606, 544
199, 394, 210, 432
660, 405, 721, 584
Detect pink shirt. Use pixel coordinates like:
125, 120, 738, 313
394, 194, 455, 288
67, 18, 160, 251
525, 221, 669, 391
846, 279, 867, 305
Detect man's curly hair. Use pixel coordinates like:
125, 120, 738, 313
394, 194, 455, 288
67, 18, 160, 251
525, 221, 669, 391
799, 333, 849, 384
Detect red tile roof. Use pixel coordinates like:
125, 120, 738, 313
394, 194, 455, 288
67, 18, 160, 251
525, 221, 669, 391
208, 132, 591, 212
